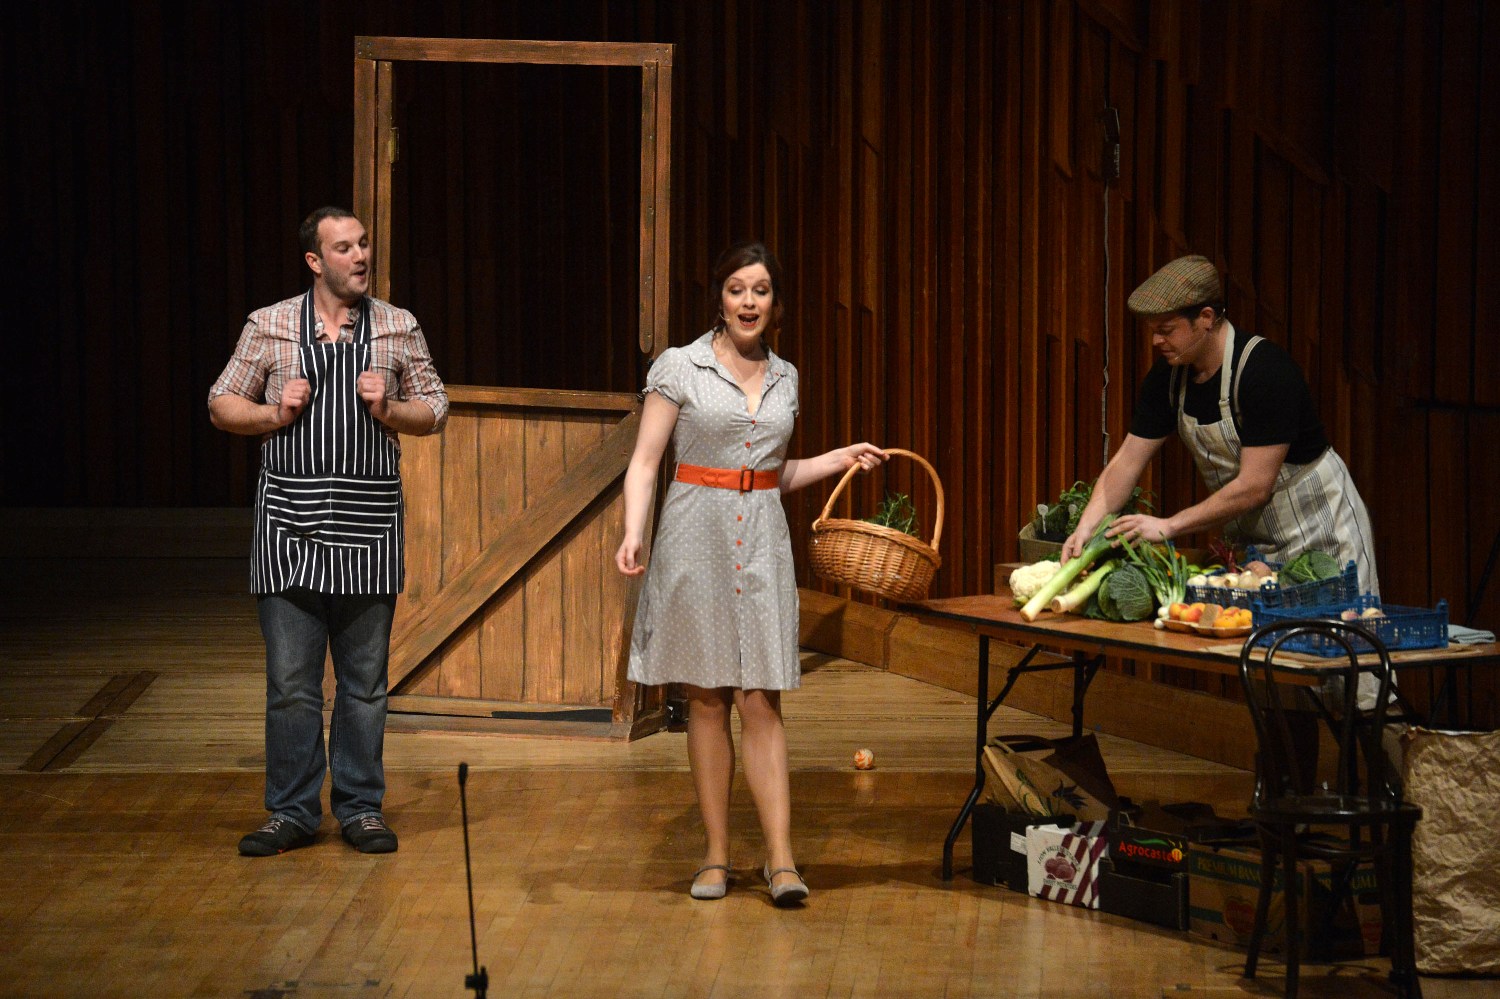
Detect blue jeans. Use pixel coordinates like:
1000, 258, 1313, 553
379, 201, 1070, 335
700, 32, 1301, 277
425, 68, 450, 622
257, 589, 396, 832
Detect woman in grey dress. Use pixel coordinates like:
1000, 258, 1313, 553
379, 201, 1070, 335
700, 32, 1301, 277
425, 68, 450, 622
615, 241, 885, 905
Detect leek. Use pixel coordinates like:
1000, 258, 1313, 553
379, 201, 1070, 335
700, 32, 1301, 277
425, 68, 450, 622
1049, 561, 1118, 614
1018, 515, 1117, 622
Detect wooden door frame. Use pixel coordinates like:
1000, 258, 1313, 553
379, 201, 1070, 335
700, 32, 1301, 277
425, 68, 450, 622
346, 38, 674, 738
351, 36, 673, 357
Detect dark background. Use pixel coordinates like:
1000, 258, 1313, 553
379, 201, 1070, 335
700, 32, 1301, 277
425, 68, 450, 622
2, 1, 1496, 639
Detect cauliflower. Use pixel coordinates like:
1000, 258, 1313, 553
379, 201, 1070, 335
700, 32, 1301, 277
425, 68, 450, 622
1009, 560, 1062, 604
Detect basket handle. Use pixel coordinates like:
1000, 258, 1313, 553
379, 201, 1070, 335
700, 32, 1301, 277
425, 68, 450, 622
812, 447, 944, 552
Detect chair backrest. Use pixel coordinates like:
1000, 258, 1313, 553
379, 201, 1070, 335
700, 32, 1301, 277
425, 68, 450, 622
1238, 619, 1398, 809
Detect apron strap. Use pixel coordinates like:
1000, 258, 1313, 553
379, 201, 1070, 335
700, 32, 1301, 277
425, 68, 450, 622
1228, 334, 1263, 434
1174, 324, 1261, 437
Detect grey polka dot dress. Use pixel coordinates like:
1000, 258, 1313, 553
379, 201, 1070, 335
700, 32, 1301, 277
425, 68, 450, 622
628, 331, 803, 691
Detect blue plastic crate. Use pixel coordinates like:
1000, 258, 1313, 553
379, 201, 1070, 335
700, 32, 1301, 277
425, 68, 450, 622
1251, 595, 1450, 656
1184, 559, 1359, 611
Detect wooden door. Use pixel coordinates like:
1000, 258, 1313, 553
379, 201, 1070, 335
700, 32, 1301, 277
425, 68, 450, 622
351, 38, 673, 739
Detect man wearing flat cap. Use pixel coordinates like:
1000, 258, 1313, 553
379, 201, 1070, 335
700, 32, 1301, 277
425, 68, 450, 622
1062, 254, 1379, 595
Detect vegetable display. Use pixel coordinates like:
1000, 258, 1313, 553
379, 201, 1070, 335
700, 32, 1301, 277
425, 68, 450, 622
1032, 481, 1094, 539
1281, 550, 1342, 585
1093, 564, 1155, 622
1009, 560, 1062, 604
1009, 522, 1219, 629
1118, 537, 1189, 617
1186, 561, 1277, 592
1164, 602, 1253, 630
1031, 482, 1153, 541
1049, 561, 1117, 615
1018, 516, 1118, 621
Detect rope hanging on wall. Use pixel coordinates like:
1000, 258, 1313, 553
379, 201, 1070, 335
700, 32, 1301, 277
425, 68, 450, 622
1100, 106, 1121, 462
1102, 175, 1112, 462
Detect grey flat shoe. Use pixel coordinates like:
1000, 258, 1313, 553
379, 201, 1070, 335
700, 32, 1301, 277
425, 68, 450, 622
690, 864, 732, 900
763, 863, 810, 907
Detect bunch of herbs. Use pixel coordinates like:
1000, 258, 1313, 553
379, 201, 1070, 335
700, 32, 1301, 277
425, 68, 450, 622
1033, 480, 1154, 540
865, 491, 921, 537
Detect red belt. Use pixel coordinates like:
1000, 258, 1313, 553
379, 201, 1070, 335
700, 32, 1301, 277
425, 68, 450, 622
675, 463, 780, 492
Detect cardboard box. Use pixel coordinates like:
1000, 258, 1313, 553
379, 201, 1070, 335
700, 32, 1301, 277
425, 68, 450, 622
1108, 824, 1190, 874
1098, 858, 1189, 930
1189, 843, 1381, 958
1027, 820, 1110, 908
1307, 863, 1384, 958
971, 804, 1072, 891
1189, 844, 1293, 950
1017, 521, 1063, 563
981, 734, 1118, 822
1109, 800, 1256, 875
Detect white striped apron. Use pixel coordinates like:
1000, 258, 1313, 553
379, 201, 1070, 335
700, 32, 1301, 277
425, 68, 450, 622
250, 291, 404, 594
1174, 322, 1380, 595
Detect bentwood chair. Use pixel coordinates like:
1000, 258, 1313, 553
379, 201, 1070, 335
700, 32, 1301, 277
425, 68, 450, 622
1238, 619, 1423, 999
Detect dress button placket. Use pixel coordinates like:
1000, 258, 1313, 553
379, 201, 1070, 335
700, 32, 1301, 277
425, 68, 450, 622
738, 411, 750, 585
736, 410, 755, 594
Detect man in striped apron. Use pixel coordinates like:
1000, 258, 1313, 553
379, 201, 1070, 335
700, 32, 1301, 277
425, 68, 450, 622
1062, 255, 1379, 595
209, 207, 448, 856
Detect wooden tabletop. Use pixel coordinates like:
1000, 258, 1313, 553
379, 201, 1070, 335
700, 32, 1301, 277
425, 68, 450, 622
912, 589, 1500, 680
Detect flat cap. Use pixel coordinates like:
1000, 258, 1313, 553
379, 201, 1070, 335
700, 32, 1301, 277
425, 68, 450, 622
1127, 255, 1223, 315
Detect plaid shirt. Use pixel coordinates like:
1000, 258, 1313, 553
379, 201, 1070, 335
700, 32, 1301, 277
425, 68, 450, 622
208, 294, 448, 443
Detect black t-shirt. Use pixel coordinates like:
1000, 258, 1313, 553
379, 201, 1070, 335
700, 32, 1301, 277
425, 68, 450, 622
1129, 326, 1329, 464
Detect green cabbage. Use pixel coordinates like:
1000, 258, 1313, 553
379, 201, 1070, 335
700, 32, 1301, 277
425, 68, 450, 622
1096, 563, 1156, 622
1282, 550, 1342, 585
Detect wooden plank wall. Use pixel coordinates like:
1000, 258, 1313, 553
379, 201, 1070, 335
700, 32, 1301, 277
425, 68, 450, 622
2, 1, 1495, 716
653, 0, 1496, 615
650, 1, 1499, 716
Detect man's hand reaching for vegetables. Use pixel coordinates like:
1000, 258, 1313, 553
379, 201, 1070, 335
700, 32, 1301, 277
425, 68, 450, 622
1107, 513, 1172, 546
1059, 522, 1095, 563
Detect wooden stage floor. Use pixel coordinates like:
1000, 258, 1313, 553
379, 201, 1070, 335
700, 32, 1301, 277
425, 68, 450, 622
0, 557, 1491, 998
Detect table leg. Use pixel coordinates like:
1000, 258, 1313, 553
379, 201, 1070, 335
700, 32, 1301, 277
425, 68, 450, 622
942, 642, 1062, 876
1071, 652, 1104, 738
1404, 660, 1464, 723
1468, 663, 1475, 729
1444, 662, 1476, 730
943, 635, 990, 881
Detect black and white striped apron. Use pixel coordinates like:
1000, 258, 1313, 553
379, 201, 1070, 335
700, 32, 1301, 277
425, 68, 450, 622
251, 291, 404, 594
1174, 321, 1379, 595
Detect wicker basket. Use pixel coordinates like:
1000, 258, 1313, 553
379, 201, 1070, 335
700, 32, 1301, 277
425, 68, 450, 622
808, 448, 944, 603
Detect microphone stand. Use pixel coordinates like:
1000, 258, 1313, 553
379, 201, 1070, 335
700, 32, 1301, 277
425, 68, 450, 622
459, 762, 488, 998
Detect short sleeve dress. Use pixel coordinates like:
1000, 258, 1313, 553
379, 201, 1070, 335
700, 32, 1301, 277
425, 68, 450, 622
627, 331, 803, 690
